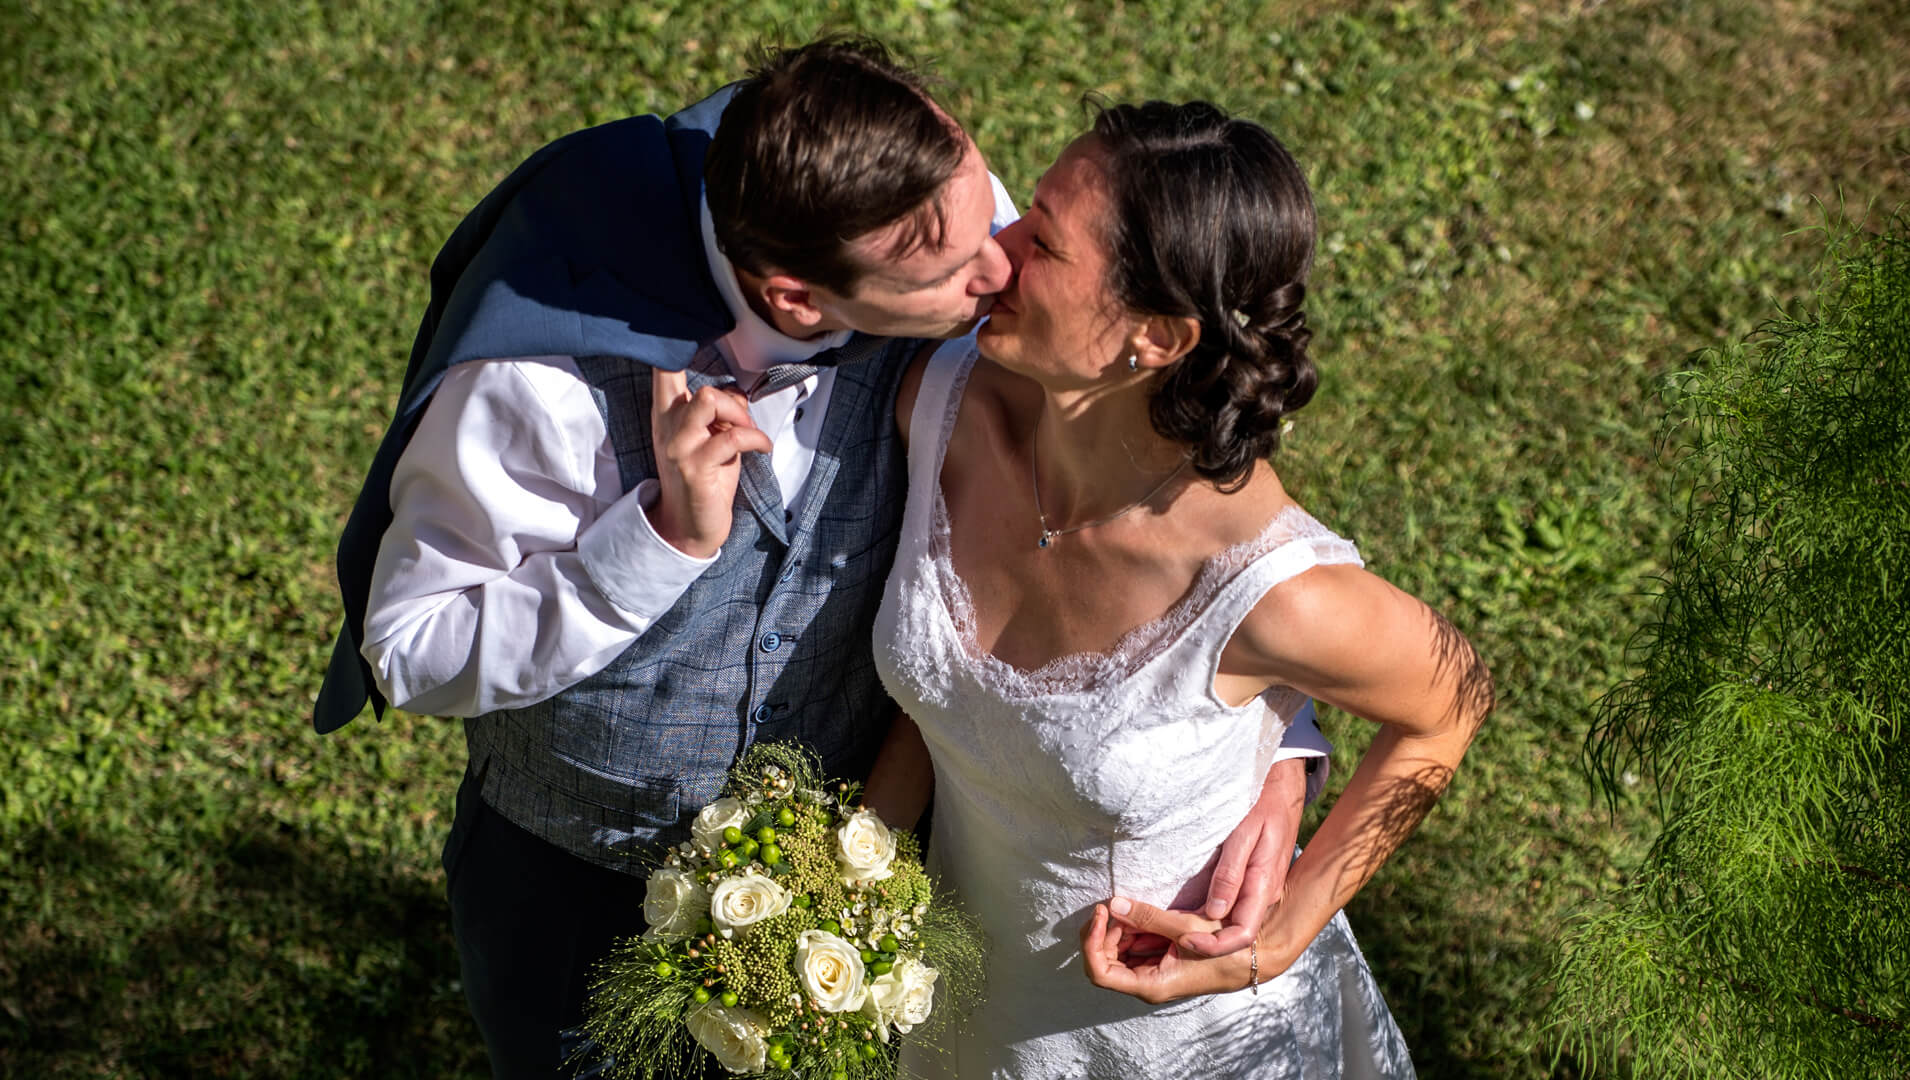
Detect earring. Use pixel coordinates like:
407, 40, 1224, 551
1127, 354, 1139, 372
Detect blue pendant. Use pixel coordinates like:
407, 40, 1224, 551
1037, 533, 1051, 548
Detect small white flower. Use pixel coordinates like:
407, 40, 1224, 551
686, 1002, 770, 1073
1504, 74, 1525, 92
1574, 100, 1596, 121
862, 957, 939, 1043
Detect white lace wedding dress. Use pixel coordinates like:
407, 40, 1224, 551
873, 341, 1415, 1079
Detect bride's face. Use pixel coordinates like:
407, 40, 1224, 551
978, 135, 1140, 384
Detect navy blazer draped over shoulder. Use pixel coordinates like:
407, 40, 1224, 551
313, 88, 738, 733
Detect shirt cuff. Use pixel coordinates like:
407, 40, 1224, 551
576, 479, 720, 619
1272, 699, 1332, 804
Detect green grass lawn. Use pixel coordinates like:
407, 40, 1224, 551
3, 0, 1905, 1075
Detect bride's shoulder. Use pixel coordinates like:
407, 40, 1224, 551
1220, 556, 1374, 688
959, 353, 1037, 423
1219, 492, 1379, 667
906, 345, 1032, 442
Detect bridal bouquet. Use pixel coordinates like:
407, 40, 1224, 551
581, 744, 982, 1079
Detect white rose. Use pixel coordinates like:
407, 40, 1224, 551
861, 956, 939, 1042
640, 867, 707, 942
836, 809, 897, 885
690, 797, 751, 852
708, 869, 791, 934
684, 1001, 770, 1074
794, 930, 869, 1013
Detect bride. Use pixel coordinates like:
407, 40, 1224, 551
866, 101, 1491, 1078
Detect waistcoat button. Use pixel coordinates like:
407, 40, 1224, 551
759, 631, 782, 653
753, 702, 775, 722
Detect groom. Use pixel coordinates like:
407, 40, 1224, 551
313, 36, 1324, 1077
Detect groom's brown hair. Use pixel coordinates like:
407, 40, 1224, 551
704, 35, 965, 295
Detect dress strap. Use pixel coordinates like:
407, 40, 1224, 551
1177, 509, 1364, 705
903, 337, 978, 483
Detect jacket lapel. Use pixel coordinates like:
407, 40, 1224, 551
739, 452, 788, 546
788, 335, 893, 543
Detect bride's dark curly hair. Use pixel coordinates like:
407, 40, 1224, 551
1092, 101, 1318, 491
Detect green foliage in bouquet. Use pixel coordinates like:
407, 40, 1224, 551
1550, 216, 1910, 1077
581, 744, 983, 1079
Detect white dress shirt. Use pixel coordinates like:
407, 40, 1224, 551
356, 171, 1330, 784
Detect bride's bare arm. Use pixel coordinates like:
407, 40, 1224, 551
861, 708, 935, 831
1257, 567, 1492, 968
1086, 564, 1492, 1002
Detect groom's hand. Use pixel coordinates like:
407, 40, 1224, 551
1179, 756, 1308, 958
649, 366, 772, 559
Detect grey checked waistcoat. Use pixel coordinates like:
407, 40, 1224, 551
464, 340, 911, 871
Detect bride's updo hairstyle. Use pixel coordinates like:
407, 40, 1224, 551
1091, 101, 1318, 491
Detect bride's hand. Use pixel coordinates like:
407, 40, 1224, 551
1080, 901, 1255, 1005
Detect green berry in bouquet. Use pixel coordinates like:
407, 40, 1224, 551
580, 744, 983, 1079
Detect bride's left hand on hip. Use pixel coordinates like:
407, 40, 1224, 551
1080, 899, 1255, 1005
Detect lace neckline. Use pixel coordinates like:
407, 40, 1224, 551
924, 347, 1338, 700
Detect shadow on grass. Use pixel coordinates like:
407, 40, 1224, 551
0, 818, 485, 1078
1347, 852, 1597, 1080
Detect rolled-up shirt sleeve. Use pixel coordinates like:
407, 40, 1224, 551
360, 356, 715, 717
1270, 699, 1333, 804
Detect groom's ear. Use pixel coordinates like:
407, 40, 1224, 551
761, 274, 827, 330
1133, 315, 1201, 369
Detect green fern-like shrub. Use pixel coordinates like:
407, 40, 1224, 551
1552, 217, 1909, 1077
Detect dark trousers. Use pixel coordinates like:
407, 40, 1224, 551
444, 771, 656, 1079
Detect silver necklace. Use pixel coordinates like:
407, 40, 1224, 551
1030, 448, 1190, 549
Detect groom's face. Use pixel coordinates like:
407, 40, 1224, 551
806, 139, 1012, 341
